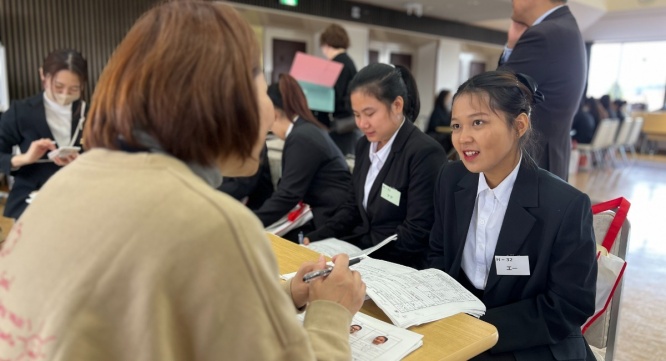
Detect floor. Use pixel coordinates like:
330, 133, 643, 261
1, 153, 665, 360
570, 154, 666, 361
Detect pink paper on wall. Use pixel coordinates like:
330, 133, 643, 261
289, 52, 343, 88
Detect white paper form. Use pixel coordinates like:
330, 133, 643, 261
364, 269, 486, 328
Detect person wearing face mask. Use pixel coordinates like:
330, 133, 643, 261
0, 48, 88, 219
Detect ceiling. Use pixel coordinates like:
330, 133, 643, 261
352, 0, 666, 43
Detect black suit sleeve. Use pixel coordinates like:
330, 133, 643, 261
497, 27, 549, 81
394, 144, 446, 255
482, 192, 597, 353
0, 103, 22, 174
254, 136, 324, 227
218, 146, 268, 202
428, 165, 447, 269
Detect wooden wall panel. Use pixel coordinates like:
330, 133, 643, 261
0, 0, 159, 101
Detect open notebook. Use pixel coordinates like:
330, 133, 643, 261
284, 235, 486, 329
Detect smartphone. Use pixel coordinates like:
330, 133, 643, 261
47, 146, 81, 160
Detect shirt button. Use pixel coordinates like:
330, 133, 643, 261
479, 219, 486, 225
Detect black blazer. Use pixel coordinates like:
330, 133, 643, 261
0, 93, 85, 219
429, 161, 597, 361
498, 6, 586, 181
254, 118, 351, 228
218, 145, 274, 210
308, 121, 446, 269
314, 52, 357, 127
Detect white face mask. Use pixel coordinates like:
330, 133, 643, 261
53, 92, 80, 106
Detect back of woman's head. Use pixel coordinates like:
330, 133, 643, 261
85, 1, 260, 166
349, 63, 420, 122
42, 49, 88, 93
267, 74, 326, 129
435, 89, 450, 110
453, 70, 540, 160
319, 24, 350, 49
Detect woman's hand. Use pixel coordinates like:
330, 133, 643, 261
290, 255, 326, 309
52, 152, 78, 167
11, 139, 56, 168
308, 254, 366, 315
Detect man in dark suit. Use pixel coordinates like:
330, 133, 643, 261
498, 0, 586, 180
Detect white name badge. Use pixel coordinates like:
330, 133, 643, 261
495, 255, 530, 276
381, 184, 401, 206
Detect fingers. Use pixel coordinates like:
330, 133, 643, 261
303, 237, 311, 245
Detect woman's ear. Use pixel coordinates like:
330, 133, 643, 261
392, 96, 404, 120
515, 113, 529, 138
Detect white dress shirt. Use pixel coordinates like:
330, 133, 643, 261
462, 157, 522, 290
362, 119, 404, 209
43, 93, 73, 147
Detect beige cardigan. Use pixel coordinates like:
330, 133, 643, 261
0, 149, 352, 360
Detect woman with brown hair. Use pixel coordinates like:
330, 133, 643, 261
0, 2, 364, 360
255, 73, 351, 240
0, 49, 87, 219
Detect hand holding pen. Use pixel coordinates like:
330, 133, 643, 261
302, 253, 366, 315
303, 257, 363, 282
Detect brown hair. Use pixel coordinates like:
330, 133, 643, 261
269, 74, 326, 129
42, 49, 88, 104
84, 1, 261, 166
320, 24, 350, 49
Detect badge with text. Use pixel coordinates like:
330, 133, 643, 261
495, 255, 530, 276
381, 184, 401, 206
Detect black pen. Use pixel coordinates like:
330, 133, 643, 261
302, 257, 363, 283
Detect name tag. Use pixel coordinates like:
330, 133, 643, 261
381, 184, 401, 206
495, 255, 530, 276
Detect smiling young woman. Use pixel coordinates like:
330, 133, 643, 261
429, 70, 597, 361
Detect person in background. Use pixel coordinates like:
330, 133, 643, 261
0, 49, 87, 219
304, 64, 447, 269
612, 99, 627, 123
429, 71, 596, 360
254, 73, 352, 241
426, 89, 453, 153
498, 0, 586, 181
586, 97, 608, 132
317, 23, 360, 155
599, 95, 617, 119
0, 2, 365, 360
218, 144, 274, 210
572, 99, 595, 144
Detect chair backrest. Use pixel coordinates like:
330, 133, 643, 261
585, 210, 630, 360
591, 119, 620, 149
614, 118, 634, 146
625, 117, 643, 146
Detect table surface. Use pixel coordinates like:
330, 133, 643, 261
268, 233, 498, 361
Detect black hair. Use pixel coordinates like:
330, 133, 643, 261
348, 63, 420, 123
452, 70, 541, 165
434, 89, 451, 111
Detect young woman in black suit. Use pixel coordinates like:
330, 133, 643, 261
304, 64, 446, 269
253, 74, 351, 240
0, 49, 88, 219
428, 71, 597, 361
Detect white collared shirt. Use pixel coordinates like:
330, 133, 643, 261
43, 92, 73, 147
501, 5, 566, 63
461, 157, 522, 290
284, 116, 298, 139
362, 119, 404, 209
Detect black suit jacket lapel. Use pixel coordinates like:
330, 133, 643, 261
484, 164, 539, 295
367, 121, 414, 205
27, 95, 56, 140
451, 171, 478, 279
355, 140, 372, 222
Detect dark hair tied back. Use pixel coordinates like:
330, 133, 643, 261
348, 63, 420, 122
516, 73, 544, 105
